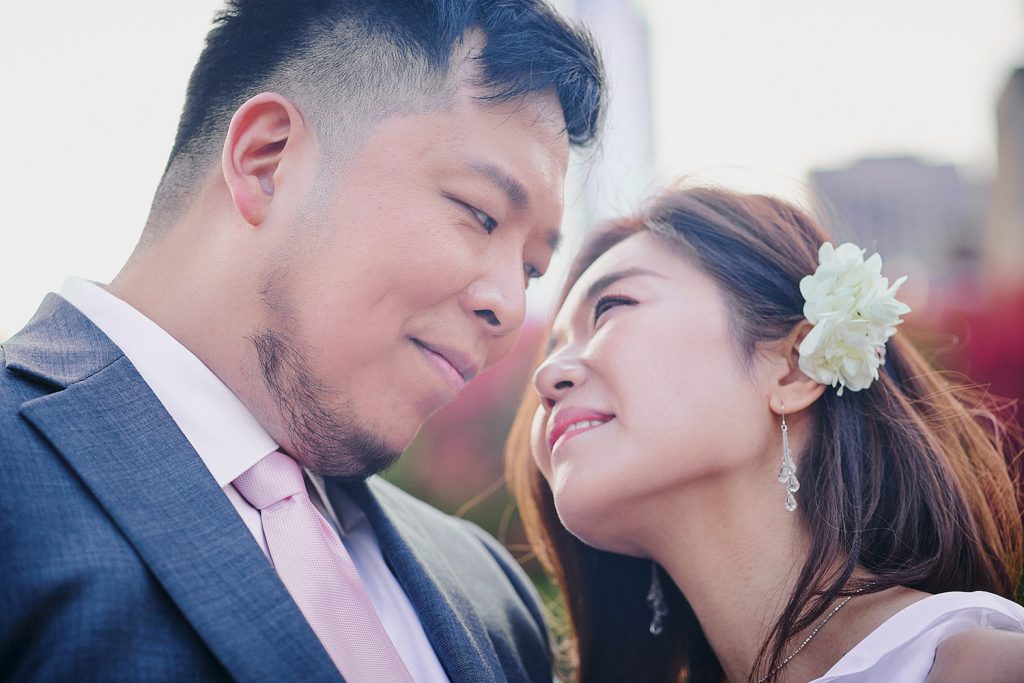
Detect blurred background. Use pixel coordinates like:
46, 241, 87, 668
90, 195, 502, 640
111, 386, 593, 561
2, 0, 1023, 597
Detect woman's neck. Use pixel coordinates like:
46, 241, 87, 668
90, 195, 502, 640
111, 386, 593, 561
644, 469, 816, 683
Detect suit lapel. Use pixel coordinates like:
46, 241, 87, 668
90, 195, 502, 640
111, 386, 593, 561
8, 297, 341, 683
334, 478, 503, 683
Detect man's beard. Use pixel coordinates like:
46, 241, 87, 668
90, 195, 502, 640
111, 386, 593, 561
251, 326, 401, 479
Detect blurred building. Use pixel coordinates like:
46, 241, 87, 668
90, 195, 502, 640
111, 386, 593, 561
809, 156, 984, 285
987, 68, 1024, 291
960, 68, 1024, 420
571, 0, 655, 224
524, 0, 654, 318
809, 76, 1024, 426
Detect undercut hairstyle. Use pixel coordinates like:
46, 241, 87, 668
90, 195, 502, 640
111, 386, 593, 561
507, 185, 1024, 682
144, 0, 605, 237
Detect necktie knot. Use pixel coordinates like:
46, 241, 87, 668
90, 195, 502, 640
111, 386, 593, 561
232, 451, 305, 510
231, 449, 413, 680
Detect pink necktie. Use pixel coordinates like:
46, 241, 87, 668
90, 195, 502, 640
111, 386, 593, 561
233, 451, 414, 682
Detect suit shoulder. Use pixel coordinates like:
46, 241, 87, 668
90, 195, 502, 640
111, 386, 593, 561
365, 476, 549, 638
368, 476, 531, 576
0, 343, 46, 403
0, 346, 56, 456
367, 477, 518, 564
366, 475, 455, 522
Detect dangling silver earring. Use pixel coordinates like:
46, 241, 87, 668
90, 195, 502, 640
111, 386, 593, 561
777, 404, 800, 511
646, 561, 668, 635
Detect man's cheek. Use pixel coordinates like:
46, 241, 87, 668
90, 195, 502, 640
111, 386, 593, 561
483, 331, 521, 370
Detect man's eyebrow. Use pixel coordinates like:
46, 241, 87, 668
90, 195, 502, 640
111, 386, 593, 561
544, 267, 662, 353
469, 162, 529, 210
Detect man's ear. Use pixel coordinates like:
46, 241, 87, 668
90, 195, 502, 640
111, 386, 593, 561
221, 92, 304, 226
767, 321, 827, 416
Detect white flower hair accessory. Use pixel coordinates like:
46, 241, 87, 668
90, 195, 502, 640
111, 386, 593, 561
797, 242, 911, 395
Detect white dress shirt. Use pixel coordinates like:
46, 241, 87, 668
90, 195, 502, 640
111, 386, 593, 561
59, 277, 449, 683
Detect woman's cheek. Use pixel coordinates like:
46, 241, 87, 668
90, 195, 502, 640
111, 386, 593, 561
530, 405, 552, 479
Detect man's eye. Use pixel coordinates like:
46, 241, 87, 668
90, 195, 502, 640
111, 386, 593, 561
593, 294, 635, 323
445, 194, 499, 234
471, 207, 498, 234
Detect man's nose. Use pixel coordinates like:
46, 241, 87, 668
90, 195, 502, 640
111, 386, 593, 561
464, 256, 528, 337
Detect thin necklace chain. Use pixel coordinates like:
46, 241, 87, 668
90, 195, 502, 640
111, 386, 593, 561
754, 587, 866, 683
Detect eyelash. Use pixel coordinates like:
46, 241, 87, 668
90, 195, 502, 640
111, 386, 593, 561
468, 205, 498, 234
448, 195, 543, 284
446, 194, 499, 234
593, 293, 636, 323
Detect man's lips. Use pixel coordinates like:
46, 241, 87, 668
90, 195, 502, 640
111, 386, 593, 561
411, 338, 480, 392
548, 407, 615, 452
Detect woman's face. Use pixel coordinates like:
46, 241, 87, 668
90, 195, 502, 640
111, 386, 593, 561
532, 231, 776, 554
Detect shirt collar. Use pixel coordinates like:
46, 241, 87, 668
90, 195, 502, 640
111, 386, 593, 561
59, 276, 278, 486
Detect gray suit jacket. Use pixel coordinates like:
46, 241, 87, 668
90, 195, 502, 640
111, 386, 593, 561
0, 294, 550, 682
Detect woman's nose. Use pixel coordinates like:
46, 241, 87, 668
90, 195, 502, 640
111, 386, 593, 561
533, 354, 587, 409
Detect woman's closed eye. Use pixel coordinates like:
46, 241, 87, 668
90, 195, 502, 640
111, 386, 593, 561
593, 294, 636, 324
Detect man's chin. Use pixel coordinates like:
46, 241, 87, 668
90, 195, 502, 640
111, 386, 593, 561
252, 326, 419, 478
291, 421, 408, 480
303, 443, 403, 480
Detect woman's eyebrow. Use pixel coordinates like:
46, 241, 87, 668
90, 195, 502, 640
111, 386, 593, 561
582, 266, 663, 303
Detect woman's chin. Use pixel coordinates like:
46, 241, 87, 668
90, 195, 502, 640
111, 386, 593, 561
555, 500, 646, 557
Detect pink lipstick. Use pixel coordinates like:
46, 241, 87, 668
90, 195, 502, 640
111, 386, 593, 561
548, 407, 614, 452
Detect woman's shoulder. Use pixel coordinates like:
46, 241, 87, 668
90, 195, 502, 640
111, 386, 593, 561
812, 591, 1024, 683
926, 627, 1024, 683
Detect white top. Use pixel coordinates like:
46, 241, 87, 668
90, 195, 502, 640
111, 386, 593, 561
59, 277, 450, 683
813, 591, 1024, 682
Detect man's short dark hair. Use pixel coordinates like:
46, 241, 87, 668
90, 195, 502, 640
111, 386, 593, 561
147, 0, 605, 232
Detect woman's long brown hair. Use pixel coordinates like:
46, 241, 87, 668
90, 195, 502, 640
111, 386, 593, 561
506, 185, 1024, 682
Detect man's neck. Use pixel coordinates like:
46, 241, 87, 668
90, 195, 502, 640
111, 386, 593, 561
110, 212, 290, 442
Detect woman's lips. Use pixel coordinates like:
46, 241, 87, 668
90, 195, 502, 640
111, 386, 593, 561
548, 409, 615, 452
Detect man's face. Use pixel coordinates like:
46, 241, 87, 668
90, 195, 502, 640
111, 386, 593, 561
257, 91, 569, 477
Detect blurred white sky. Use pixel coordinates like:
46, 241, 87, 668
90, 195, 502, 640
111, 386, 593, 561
1, 1, 1022, 335
643, 0, 1024, 191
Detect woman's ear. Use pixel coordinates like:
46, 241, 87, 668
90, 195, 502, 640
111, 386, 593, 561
767, 321, 827, 416
220, 92, 305, 226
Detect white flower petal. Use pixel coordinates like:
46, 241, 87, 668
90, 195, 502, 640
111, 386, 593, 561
797, 241, 909, 395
